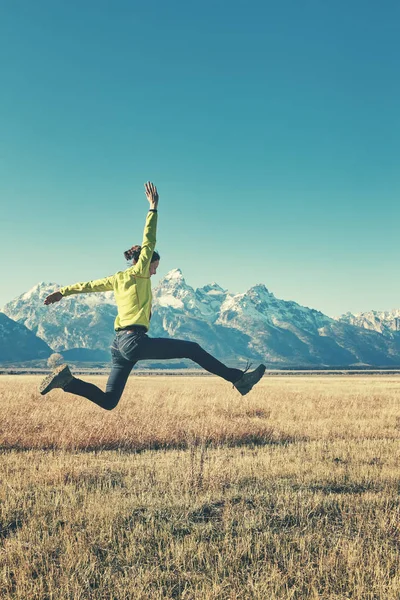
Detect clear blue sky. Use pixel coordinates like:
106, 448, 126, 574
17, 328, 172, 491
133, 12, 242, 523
1, 0, 399, 316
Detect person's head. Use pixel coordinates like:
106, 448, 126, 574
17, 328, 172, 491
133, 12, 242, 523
124, 245, 160, 276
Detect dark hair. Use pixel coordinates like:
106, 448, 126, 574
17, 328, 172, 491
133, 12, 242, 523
124, 245, 160, 264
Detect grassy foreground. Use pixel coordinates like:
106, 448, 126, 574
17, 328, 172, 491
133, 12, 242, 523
0, 375, 400, 599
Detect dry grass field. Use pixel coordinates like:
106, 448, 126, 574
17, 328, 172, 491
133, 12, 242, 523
0, 375, 400, 599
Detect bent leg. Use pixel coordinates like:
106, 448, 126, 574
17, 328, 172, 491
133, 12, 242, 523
64, 349, 135, 410
136, 336, 243, 383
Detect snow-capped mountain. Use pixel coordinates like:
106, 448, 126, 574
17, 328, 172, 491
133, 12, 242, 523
146, 269, 250, 361
336, 310, 400, 338
213, 284, 400, 365
2, 271, 400, 366
1, 282, 116, 352
0, 312, 52, 362
216, 283, 333, 363
152, 269, 229, 322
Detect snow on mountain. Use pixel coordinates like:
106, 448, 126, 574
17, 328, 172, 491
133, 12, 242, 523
148, 270, 250, 362
3, 271, 400, 366
152, 269, 230, 325
1, 282, 117, 352
216, 284, 345, 364
336, 310, 400, 337
218, 284, 330, 332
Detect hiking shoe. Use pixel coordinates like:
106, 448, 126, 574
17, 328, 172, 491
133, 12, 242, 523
39, 364, 73, 395
233, 364, 266, 396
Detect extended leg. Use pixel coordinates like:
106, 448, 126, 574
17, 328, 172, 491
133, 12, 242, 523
64, 351, 135, 410
132, 336, 243, 383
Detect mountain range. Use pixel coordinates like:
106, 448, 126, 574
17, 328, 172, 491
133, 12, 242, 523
336, 310, 400, 337
1, 269, 400, 367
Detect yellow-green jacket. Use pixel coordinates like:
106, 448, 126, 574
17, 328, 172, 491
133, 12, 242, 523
60, 211, 158, 331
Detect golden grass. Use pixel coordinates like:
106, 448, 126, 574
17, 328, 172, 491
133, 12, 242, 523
1, 375, 400, 599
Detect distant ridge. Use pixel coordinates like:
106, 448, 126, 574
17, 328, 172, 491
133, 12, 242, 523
336, 310, 400, 337
0, 312, 52, 362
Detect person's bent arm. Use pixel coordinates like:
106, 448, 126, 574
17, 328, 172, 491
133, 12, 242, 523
44, 275, 115, 305
131, 182, 159, 276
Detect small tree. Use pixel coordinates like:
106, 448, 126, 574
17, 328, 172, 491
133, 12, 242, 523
47, 353, 64, 369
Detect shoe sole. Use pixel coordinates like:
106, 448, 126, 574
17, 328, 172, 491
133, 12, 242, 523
39, 364, 70, 395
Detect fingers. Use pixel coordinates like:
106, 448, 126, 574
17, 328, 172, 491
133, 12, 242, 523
144, 182, 152, 199
144, 181, 158, 199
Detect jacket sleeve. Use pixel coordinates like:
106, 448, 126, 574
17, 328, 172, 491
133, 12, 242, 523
60, 275, 115, 297
131, 211, 158, 276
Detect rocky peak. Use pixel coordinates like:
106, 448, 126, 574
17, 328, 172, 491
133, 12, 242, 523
197, 282, 226, 295
158, 268, 185, 285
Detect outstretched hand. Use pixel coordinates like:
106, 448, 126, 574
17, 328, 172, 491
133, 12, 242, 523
144, 182, 159, 209
44, 291, 63, 305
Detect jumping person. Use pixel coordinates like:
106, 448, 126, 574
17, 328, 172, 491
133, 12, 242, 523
39, 182, 266, 409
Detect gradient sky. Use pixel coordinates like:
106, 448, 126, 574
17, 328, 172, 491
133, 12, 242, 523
1, 0, 399, 316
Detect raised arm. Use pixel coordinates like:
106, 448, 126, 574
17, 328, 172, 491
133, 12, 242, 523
44, 275, 115, 305
131, 182, 159, 275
